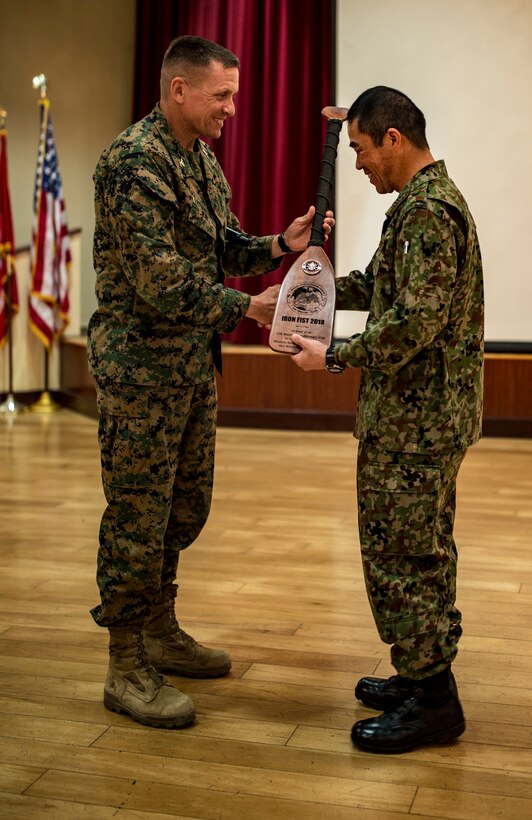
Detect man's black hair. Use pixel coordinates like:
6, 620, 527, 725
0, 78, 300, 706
347, 86, 429, 150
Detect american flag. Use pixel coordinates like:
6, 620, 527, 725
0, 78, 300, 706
0, 126, 19, 347
29, 97, 70, 349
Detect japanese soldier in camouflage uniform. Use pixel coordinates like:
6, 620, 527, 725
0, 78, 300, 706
88, 35, 334, 729
291, 86, 483, 753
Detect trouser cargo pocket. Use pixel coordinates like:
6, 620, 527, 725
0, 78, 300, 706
357, 460, 442, 556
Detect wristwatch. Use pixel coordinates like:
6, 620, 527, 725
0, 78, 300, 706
277, 232, 292, 253
325, 346, 345, 374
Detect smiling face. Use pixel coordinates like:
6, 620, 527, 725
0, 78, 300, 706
169, 61, 239, 149
348, 119, 399, 194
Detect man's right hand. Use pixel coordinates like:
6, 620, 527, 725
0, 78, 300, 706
245, 284, 280, 328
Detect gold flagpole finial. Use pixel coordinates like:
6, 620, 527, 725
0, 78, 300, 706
32, 74, 48, 98
0, 108, 6, 129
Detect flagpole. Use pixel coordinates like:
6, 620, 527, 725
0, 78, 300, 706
0, 107, 26, 416
0, 250, 27, 415
28, 75, 60, 414
29, 348, 60, 413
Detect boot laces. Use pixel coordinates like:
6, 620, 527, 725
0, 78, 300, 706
134, 628, 164, 684
164, 601, 197, 648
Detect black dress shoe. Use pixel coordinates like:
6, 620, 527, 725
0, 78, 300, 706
354, 674, 417, 710
351, 693, 466, 754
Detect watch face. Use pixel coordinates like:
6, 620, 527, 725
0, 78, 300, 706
326, 348, 344, 373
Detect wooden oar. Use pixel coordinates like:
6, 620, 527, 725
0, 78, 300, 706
269, 106, 348, 354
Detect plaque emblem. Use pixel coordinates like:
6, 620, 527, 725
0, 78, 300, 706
287, 284, 328, 314
302, 259, 322, 275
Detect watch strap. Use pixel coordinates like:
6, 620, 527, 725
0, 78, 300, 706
325, 346, 345, 373
277, 232, 292, 253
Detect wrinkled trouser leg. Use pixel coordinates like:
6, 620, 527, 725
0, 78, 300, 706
91, 377, 217, 627
356, 442, 466, 679
160, 379, 217, 589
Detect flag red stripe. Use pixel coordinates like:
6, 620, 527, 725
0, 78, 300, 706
0, 128, 19, 346
29, 98, 70, 348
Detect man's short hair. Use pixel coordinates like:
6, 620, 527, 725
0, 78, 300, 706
347, 86, 429, 150
161, 35, 239, 93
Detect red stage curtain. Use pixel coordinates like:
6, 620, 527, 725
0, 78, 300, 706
134, 0, 334, 344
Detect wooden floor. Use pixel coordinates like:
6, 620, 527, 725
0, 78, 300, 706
0, 410, 531, 819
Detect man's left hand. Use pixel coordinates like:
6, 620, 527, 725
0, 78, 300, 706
281, 206, 335, 254
290, 334, 327, 370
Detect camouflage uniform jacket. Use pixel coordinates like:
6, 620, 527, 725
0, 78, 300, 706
88, 105, 281, 386
334, 161, 484, 453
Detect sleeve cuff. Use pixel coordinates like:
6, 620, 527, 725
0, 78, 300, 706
335, 334, 369, 368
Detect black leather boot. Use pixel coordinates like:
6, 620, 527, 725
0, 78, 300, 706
355, 674, 417, 710
351, 668, 465, 754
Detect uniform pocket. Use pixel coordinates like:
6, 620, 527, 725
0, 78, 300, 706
358, 461, 441, 556
443, 342, 484, 443
97, 391, 163, 490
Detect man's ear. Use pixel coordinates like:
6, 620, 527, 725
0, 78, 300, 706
387, 128, 402, 149
170, 76, 186, 103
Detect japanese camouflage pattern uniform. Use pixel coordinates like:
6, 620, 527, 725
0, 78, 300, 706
333, 161, 484, 677
88, 105, 281, 627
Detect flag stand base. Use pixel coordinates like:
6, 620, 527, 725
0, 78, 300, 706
0, 393, 28, 415
29, 390, 61, 414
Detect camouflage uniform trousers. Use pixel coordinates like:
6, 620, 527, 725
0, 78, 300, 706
90, 375, 217, 628
356, 441, 467, 679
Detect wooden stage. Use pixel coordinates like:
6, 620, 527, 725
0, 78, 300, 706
58, 337, 532, 437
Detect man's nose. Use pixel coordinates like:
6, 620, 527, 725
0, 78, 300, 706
223, 99, 236, 117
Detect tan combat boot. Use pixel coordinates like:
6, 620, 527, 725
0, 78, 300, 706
104, 624, 195, 728
143, 585, 231, 678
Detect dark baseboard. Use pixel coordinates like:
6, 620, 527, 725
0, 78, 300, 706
0, 390, 62, 412
220, 409, 532, 437
216, 407, 355, 431
0, 390, 41, 408
484, 341, 532, 354
0, 390, 97, 419
482, 417, 532, 438
57, 389, 98, 419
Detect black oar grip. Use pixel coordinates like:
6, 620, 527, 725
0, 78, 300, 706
309, 118, 344, 247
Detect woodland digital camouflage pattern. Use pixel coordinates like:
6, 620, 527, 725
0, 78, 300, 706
88, 105, 281, 627
333, 161, 484, 677
91, 380, 216, 626
88, 105, 279, 387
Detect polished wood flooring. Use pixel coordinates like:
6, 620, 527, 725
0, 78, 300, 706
0, 409, 531, 819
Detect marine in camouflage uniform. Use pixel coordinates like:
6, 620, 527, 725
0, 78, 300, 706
290, 87, 483, 753
88, 103, 280, 628
87, 36, 334, 730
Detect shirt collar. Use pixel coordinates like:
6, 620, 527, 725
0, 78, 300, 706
150, 104, 205, 176
386, 159, 448, 219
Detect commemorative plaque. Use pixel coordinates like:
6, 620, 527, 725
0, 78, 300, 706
269, 106, 348, 355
